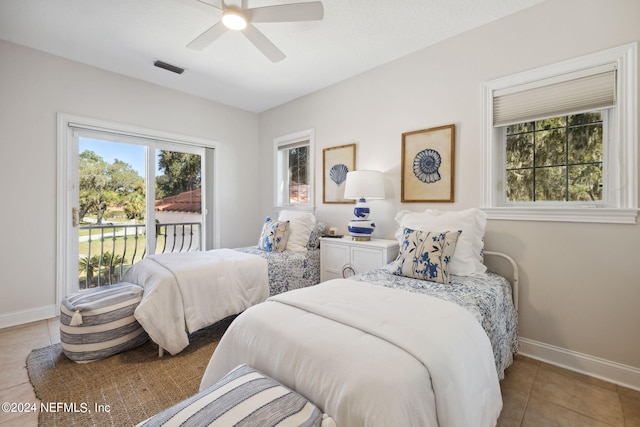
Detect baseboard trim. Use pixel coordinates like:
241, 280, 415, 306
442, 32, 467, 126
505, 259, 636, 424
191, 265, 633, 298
519, 337, 640, 391
0, 305, 57, 330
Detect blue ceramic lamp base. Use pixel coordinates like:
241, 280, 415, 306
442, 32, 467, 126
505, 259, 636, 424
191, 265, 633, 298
347, 198, 375, 241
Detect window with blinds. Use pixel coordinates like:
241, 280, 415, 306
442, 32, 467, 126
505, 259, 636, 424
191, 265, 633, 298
493, 64, 616, 127
481, 43, 638, 224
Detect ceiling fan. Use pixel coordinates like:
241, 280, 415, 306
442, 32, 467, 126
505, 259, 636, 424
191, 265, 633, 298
187, 0, 324, 63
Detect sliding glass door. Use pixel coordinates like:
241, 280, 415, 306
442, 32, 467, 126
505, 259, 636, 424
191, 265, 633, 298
67, 128, 207, 291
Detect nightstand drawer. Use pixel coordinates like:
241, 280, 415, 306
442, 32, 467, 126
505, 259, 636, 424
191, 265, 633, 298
322, 241, 350, 279
350, 246, 387, 275
320, 236, 398, 282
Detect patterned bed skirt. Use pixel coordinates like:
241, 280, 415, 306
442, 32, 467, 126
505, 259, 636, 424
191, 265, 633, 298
234, 247, 320, 296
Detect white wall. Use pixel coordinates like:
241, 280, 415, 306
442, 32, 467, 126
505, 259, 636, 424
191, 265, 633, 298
0, 40, 260, 327
258, 0, 640, 387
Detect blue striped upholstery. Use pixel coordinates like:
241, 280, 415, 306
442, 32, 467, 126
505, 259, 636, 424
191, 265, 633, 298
60, 282, 148, 363
137, 364, 323, 427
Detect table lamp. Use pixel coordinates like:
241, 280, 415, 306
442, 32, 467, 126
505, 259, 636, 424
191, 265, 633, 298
343, 170, 385, 241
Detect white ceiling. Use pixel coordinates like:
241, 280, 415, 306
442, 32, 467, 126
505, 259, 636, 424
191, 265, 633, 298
0, 0, 544, 113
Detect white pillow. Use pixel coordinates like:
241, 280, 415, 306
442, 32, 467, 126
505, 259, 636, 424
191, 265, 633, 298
394, 208, 487, 276
278, 210, 316, 252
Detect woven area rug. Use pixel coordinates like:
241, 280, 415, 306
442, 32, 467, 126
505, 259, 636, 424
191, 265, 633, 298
27, 316, 235, 427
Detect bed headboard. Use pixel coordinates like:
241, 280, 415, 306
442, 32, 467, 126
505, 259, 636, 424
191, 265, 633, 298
483, 251, 519, 313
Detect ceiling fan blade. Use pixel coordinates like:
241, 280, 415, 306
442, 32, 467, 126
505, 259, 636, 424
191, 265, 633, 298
242, 24, 286, 63
187, 21, 228, 50
196, 0, 224, 10
249, 1, 324, 23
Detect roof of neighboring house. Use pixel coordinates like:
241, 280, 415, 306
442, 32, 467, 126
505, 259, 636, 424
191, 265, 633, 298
155, 188, 201, 213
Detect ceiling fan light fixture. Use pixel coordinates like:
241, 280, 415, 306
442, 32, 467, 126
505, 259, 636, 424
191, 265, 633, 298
222, 8, 247, 31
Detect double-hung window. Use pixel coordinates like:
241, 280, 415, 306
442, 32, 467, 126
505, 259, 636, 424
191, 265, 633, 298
274, 129, 315, 209
482, 43, 638, 223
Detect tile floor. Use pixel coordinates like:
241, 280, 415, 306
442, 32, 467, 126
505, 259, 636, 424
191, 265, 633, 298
0, 318, 639, 426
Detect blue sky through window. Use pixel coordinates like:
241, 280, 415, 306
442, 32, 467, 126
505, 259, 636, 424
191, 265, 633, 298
79, 137, 150, 177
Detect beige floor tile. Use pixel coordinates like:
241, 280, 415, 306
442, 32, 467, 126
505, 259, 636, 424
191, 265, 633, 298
0, 365, 30, 391
522, 395, 616, 427
47, 317, 60, 344
539, 361, 619, 392
618, 387, 640, 427
501, 355, 539, 394
0, 340, 44, 367
531, 367, 624, 427
514, 354, 541, 367
497, 388, 528, 427
0, 411, 38, 427
0, 320, 48, 335
0, 322, 50, 347
0, 324, 51, 370
0, 383, 38, 426
618, 384, 640, 400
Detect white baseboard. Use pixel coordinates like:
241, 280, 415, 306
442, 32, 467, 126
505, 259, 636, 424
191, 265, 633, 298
0, 305, 57, 330
519, 337, 640, 391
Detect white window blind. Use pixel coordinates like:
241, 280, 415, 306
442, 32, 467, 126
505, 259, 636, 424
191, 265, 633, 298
277, 139, 309, 151
493, 63, 617, 127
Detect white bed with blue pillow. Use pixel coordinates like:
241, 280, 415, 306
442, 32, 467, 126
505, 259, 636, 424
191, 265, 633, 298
122, 211, 322, 356
199, 208, 519, 427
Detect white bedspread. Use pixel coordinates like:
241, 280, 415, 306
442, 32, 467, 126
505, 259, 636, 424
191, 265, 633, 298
200, 279, 502, 427
122, 249, 269, 355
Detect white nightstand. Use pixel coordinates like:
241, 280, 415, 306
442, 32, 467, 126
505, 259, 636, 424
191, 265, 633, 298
320, 236, 399, 282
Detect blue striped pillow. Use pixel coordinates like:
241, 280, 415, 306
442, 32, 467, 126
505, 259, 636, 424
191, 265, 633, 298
137, 364, 323, 427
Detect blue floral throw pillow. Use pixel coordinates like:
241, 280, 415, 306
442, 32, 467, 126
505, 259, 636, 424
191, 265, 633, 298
392, 228, 461, 284
307, 221, 326, 250
258, 217, 290, 252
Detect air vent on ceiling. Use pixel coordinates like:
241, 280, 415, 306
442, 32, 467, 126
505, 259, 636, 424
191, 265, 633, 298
153, 60, 185, 75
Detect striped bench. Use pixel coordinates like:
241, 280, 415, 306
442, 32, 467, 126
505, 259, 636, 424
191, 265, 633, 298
137, 364, 333, 427
60, 282, 149, 363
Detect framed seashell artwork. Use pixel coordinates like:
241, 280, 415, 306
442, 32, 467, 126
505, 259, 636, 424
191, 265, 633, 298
323, 143, 356, 203
401, 124, 455, 202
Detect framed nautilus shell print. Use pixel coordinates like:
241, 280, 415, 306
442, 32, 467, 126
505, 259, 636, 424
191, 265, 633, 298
323, 143, 356, 204
401, 124, 455, 202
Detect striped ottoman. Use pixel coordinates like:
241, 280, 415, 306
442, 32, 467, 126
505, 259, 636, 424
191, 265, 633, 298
137, 364, 330, 427
60, 282, 149, 363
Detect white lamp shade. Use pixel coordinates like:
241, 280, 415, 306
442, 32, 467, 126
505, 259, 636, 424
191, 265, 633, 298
343, 170, 385, 200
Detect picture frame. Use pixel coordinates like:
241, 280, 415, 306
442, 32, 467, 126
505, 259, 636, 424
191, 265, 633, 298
323, 143, 356, 204
401, 124, 455, 202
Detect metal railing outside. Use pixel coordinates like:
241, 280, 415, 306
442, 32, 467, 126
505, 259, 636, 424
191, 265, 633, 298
78, 222, 201, 289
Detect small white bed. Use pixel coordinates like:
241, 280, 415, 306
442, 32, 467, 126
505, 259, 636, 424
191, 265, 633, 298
122, 248, 269, 356
199, 208, 520, 427
122, 211, 323, 356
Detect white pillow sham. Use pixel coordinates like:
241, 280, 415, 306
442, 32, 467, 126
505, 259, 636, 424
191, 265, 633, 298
394, 208, 487, 276
278, 210, 316, 252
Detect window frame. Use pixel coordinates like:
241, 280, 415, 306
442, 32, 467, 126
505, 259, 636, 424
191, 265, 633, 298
482, 43, 638, 224
273, 128, 315, 210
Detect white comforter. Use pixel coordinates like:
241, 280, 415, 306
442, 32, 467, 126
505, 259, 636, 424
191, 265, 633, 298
122, 249, 269, 355
200, 279, 502, 427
